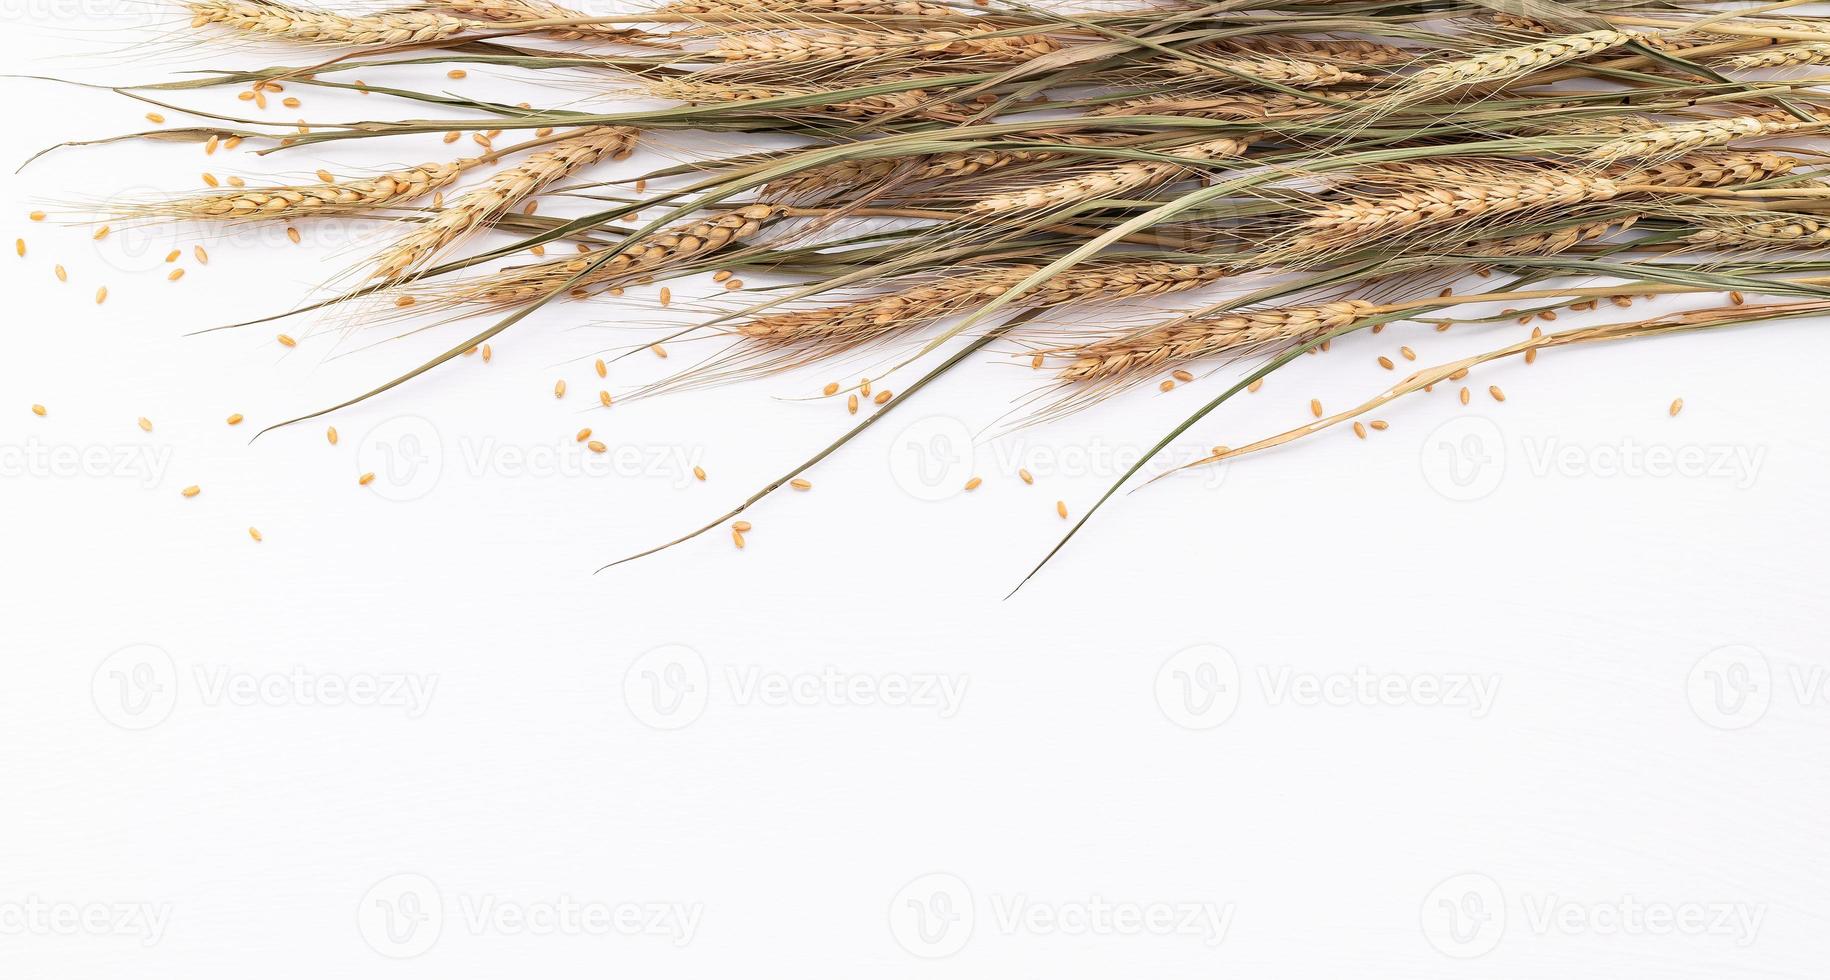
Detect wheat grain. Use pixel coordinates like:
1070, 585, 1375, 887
124, 160, 472, 221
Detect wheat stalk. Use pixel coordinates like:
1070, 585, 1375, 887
186, 0, 483, 44
967, 138, 1250, 215
371, 127, 636, 281
1057, 301, 1379, 382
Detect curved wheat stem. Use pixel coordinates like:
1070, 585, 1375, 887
186, 0, 482, 44
968, 138, 1250, 215
1058, 301, 1379, 382
371, 127, 637, 281
438, 204, 783, 305
736, 261, 1231, 347
118, 159, 476, 221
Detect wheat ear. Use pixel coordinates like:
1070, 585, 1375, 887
119, 159, 476, 221
1586, 115, 1820, 163
1721, 42, 1830, 68
967, 138, 1250, 216
439, 204, 782, 305
736, 262, 1231, 347
186, 0, 482, 44
1164, 54, 1375, 87
1057, 301, 1379, 382
708, 27, 1060, 64
418, 0, 643, 40
664, 0, 956, 15
1286, 171, 1622, 256
642, 78, 960, 121
371, 127, 636, 281
1380, 30, 1634, 104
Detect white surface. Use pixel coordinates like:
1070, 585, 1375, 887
3, 17, 1829, 979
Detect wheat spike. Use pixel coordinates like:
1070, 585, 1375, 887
762, 143, 1092, 201
643, 78, 962, 121
1092, 91, 1337, 120
1058, 301, 1379, 382
1288, 170, 1621, 254
736, 261, 1231, 347
1164, 54, 1375, 87
186, 0, 481, 44
1587, 115, 1818, 163
708, 27, 1060, 64
1383, 30, 1633, 103
1209, 35, 1414, 65
371, 127, 636, 280
1690, 216, 1830, 246
1721, 43, 1830, 69
1457, 217, 1637, 257
419, 0, 643, 40
968, 138, 1250, 215
120, 159, 474, 221
440, 204, 781, 304
665, 0, 955, 14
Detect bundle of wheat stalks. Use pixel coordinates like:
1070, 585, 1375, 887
53, 0, 1830, 584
